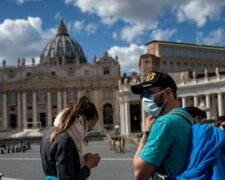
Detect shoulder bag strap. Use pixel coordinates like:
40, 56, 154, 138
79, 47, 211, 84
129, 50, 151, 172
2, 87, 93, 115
170, 111, 196, 126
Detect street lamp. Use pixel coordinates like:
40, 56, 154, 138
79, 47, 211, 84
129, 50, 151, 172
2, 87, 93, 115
114, 124, 120, 140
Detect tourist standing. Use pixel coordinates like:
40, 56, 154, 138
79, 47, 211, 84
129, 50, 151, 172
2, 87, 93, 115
40, 96, 101, 180
131, 71, 195, 180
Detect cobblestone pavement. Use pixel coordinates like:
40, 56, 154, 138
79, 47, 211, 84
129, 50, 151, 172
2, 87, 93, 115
0, 140, 137, 180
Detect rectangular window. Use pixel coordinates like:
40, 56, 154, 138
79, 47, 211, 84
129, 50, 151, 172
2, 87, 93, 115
103, 67, 110, 75
8, 93, 17, 105
27, 93, 32, 105
67, 89, 77, 103
37, 90, 47, 104
51, 92, 57, 105
84, 70, 90, 76
103, 88, 112, 100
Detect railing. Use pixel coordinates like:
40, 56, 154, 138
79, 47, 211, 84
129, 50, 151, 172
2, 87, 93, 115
0, 136, 41, 154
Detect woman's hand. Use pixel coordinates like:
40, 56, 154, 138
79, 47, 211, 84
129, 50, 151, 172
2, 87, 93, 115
83, 153, 91, 162
85, 153, 101, 169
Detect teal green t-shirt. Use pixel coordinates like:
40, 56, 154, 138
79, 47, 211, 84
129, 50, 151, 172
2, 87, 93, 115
139, 108, 194, 175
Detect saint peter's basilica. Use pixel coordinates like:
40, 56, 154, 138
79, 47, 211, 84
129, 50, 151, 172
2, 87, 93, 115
1, 20, 225, 136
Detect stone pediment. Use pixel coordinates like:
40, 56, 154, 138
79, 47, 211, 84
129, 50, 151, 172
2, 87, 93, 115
25, 71, 60, 81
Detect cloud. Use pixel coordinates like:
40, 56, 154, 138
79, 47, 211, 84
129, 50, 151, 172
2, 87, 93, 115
150, 28, 176, 41
65, 0, 225, 42
85, 23, 97, 35
72, 20, 97, 35
55, 11, 62, 21
173, 0, 225, 27
196, 28, 225, 46
120, 22, 158, 43
0, 17, 55, 66
108, 43, 146, 74
73, 20, 84, 32
14, 0, 42, 5
64, 0, 180, 42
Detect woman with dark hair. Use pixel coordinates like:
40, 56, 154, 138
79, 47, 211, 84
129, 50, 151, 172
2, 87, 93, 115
40, 96, 101, 180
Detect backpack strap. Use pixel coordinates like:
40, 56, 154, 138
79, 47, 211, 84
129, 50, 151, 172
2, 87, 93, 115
170, 111, 196, 126
154, 111, 195, 179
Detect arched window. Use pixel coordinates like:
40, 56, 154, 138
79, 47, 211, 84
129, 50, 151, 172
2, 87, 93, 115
169, 61, 174, 70
184, 62, 188, 69
190, 63, 195, 69
161, 61, 167, 69
176, 62, 181, 69
103, 104, 113, 129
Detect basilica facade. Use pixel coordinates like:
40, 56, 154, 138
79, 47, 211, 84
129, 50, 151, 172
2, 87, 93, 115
1, 21, 225, 136
0, 20, 120, 130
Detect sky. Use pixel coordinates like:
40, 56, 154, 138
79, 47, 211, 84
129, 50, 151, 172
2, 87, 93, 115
0, 0, 225, 74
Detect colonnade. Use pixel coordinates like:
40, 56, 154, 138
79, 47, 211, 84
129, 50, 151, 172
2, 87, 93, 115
180, 92, 225, 119
1, 89, 81, 128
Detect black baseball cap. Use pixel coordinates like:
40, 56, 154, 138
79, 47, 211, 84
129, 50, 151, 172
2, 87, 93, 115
131, 71, 177, 94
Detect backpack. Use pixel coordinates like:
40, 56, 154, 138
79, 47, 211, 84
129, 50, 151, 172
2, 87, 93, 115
170, 112, 225, 180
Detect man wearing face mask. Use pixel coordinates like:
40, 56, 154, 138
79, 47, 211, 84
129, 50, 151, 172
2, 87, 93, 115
131, 71, 195, 180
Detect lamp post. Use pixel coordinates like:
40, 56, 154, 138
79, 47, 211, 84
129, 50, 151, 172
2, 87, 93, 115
114, 124, 120, 140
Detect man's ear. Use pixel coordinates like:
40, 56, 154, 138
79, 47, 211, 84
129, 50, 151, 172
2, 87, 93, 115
166, 87, 173, 96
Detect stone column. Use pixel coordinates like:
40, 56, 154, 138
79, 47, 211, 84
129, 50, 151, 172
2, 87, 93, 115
119, 100, 126, 135
194, 95, 199, 107
211, 94, 217, 119
22, 92, 27, 128
77, 89, 82, 99
2, 93, 8, 128
124, 99, 130, 135
93, 88, 98, 105
17, 92, 22, 127
57, 90, 62, 112
47, 91, 52, 126
63, 89, 67, 108
205, 94, 211, 118
32, 91, 37, 127
182, 97, 187, 108
218, 92, 224, 116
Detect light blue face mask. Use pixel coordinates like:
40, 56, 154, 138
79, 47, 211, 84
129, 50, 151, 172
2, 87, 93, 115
142, 89, 167, 117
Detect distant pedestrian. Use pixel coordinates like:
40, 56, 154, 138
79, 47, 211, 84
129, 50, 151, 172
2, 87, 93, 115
85, 137, 89, 146
121, 136, 125, 149
185, 106, 206, 124
215, 115, 225, 132
40, 96, 101, 180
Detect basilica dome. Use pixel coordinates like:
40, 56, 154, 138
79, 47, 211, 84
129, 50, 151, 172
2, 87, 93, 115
40, 19, 87, 65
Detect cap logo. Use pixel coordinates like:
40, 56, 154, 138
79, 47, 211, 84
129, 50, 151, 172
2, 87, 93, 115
145, 72, 156, 81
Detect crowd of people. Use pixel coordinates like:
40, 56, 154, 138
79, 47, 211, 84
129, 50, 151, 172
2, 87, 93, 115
39, 71, 225, 180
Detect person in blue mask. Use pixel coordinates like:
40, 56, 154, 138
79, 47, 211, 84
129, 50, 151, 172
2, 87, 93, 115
131, 71, 195, 180
40, 96, 101, 180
